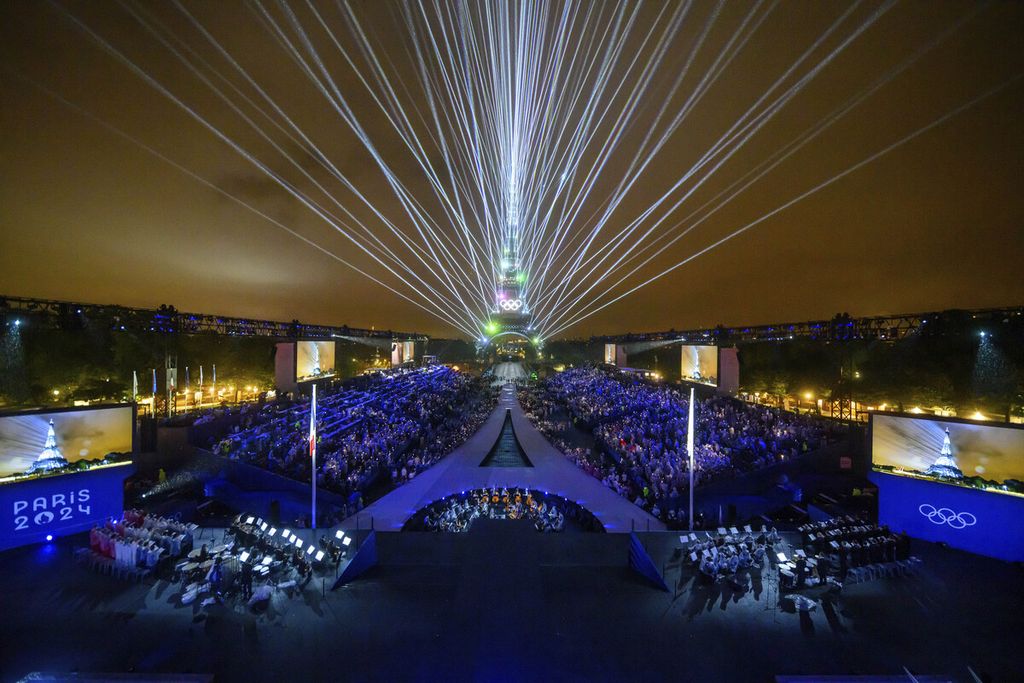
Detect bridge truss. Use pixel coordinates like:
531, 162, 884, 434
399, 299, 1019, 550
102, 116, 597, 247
591, 307, 1023, 345
0, 295, 427, 341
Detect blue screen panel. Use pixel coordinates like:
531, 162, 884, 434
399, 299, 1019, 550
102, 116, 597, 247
870, 470, 1024, 562
0, 464, 130, 551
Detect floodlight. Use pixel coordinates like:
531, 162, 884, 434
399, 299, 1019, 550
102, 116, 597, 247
776, 552, 787, 562
245, 516, 255, 525
342, 536, 352, 547
239, 551, 250, 563
295, 539, 303, 548
268, 527, 277, 537
315, 551, 325, 562
306, 545, 315, 556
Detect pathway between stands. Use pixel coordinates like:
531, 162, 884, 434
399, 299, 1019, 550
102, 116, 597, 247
341, 385, 664, 533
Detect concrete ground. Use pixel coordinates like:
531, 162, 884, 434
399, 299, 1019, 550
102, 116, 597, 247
1, 525, 1021, 683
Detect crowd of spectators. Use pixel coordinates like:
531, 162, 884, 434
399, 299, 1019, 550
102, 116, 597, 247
521, 367, 845, 523
213, 367, 495, 508
520, 404, 637, 501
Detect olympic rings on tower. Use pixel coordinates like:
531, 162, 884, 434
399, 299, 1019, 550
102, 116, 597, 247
499, 299, 523, 312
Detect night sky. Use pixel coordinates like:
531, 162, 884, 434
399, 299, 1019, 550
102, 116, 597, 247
1, 1, 1022, 338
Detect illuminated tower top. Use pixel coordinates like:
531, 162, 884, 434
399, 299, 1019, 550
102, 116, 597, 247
481, 160, 537, 347
310, 342, 321, 376
925, 427, 964, 479
940, 429, 953, 457
29, 419, 70, 473
492, 236, 531, 326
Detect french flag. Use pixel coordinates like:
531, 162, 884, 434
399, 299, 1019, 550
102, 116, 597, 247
309, 384, 317, 460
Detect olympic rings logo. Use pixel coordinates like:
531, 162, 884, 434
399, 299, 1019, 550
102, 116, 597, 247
918, 504, 977, 529
499, 299, 523, 312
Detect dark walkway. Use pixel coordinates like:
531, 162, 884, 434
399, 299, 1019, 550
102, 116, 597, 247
480, 410, 532, 467
1, 531, 1021, 682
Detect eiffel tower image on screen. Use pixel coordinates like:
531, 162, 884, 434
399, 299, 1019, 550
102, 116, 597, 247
28, 419, 70, 474
924, 427, 964, 479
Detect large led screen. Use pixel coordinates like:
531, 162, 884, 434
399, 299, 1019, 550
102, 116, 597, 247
0, 405, 134, 481
872, 414, 1024, 497
680, 345, 718, 386
296, 340, 336, 382
604, 344, 616, 364
402, 341, 416, 364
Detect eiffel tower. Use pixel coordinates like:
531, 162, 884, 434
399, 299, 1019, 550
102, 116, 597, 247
924, 427, 964, 479
28, 419, 70, 473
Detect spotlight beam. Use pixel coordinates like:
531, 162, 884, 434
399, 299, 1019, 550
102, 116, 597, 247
535, 1, 890, 330
5, 65, 481, 338
538, 0, 990, 338
542, 71, 1023, 338
53, 0, 484, 335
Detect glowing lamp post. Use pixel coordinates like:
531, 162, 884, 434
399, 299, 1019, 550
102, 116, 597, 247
310, 384, 317, 529
687, 387, 695, 532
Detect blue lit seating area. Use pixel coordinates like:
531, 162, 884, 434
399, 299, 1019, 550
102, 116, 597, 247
213, 367, 493, 503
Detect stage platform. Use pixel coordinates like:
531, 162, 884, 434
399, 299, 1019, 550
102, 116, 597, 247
340, 385, 664, 533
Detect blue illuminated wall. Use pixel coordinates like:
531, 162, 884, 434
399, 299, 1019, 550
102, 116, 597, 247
870, 471, 1024, 562
0, 464, 131, 551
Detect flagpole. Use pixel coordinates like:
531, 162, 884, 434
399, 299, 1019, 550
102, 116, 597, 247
310, 383, 317, 530
688, 387, 695, 533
